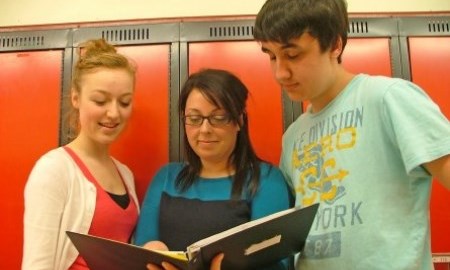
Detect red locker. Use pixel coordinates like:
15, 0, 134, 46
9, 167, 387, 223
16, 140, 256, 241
111, 45, 170, 203
342, 38, 392, 77
408, 37, 450, 257
0, 50, 62, 269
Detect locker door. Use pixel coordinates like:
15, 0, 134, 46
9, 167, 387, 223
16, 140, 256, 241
409, 37, 450, 254
188, 41, 283, 165
0, 50, 62, 269
111, 45, 170, 202
342, 38, 392, 76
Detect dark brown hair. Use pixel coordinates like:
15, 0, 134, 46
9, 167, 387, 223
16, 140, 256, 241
177, 69, 264, 199
254, 0, 349, 63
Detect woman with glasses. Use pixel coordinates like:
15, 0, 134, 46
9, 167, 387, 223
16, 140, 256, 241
135, 68, 292, 270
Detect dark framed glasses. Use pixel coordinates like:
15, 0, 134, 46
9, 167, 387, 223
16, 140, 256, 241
183, 114, 232, 127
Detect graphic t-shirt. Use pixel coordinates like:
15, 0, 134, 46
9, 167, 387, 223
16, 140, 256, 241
280, 74, 450, 270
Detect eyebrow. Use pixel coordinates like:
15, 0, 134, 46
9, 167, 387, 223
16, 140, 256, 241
91, 90, 133, 99
94, 89, 132, 94
261, 42, 299, 53
261, 46, 270, 53
185, 108, 223, 113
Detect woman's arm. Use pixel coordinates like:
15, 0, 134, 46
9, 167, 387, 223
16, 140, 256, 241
134, 166, 169, 246
22, 155, 68, 270
251, 164, 291, 219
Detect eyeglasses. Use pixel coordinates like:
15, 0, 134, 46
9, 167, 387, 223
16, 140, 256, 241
183, 114, 232, 127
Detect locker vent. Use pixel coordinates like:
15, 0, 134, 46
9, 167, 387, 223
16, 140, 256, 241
209, 26, 254, 38
428, 20, 450, 33
101, 28, 151, 42
0, 35, 45, 49
348, 21, 369, 34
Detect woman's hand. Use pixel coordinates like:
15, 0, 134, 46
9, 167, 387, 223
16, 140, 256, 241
147, 262, 177, 270
143, 240, 170, 270
146, 253, 224, 270
209, 253, 224, 270
143, 240, 169, 251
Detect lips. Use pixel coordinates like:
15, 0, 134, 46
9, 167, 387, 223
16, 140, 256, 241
281, 82, 298, 91
197, 139, 219, 146
100, 122, 119, 129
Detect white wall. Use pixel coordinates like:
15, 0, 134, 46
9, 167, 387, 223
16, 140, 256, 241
1, 0, 450, 28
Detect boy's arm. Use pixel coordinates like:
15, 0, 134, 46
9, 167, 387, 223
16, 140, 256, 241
424, 154, 450, 190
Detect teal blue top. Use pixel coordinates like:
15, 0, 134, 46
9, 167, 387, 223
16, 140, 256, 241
135, 162, 292, 269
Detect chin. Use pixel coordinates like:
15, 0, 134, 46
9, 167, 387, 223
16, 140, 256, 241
196, 152, 219, 161
98, 135, 120, 145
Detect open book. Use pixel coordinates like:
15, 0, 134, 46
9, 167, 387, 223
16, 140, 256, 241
67, 203, 319, 270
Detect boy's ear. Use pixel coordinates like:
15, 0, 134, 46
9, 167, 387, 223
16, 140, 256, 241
331, 36, 343, 59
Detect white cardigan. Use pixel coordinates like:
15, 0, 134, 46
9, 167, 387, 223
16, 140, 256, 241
22, 147, 139, 270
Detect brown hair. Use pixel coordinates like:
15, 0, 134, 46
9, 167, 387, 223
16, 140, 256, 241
66, 39, 136, 140
254, 0, 349, 63
177, 68, 265, 199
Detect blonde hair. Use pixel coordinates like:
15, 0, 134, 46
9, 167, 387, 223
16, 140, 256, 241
66, 39, 136, 141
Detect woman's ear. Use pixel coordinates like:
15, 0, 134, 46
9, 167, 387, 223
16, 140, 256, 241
237, 113, 246, 131
71, 89, 80, 109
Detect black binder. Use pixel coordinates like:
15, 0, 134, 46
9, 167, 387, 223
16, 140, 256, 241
67, 203, 319, 270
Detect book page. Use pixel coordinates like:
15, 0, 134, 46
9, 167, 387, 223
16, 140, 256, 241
187, 206, 300, 251
152, 250, 189, 261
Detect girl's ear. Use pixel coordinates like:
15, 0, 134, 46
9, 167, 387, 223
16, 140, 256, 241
71, 89, 80, 109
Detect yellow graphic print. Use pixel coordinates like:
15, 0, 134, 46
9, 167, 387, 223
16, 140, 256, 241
294, 127, 356, 206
